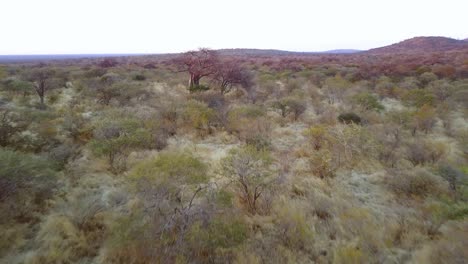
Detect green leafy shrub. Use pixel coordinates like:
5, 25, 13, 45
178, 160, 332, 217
182, 99, 216, 136
89, 117, 151, 173
437, 165, 465, 192
403, 89, 436, 107
0, 149, 56, 223
274, 200, 314, 249
130, 151, 208, 187
0, 109, 29, 147
303, 125, 330, 150
309, 149, 336, 178
187, 216, 248, 250
352, 92, 384, 111
271, 97, 307, 120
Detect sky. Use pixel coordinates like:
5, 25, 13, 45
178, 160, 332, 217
1, 0, 467, 55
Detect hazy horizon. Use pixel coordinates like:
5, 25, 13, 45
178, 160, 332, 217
1, 0, 467, 55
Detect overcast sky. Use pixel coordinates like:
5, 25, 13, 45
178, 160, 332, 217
1, 0, 467, 55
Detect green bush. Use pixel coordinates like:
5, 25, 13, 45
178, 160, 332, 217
0, 149, 55, 201
271, 97, 307, 120
352, 92, 384, 112
437, 165, 464, 192
0, 149, 56, 223
188, 216, 248, 250
89, 117, 151, 172
183, 99, 216, 136
403, 89, 436, 107
130, 151, 208, 187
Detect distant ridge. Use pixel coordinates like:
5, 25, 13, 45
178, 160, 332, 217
366, 36, 468, 54
0, 54, 148, 63
319, 49, 361, 54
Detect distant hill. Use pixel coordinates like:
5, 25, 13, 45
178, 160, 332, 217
366, 36, 468, 54
216, 48, 361, 57
216, 49, 314, 56
319, 49, 362, 54
0, 54, 146, 63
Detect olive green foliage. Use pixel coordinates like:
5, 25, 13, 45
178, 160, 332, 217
352, 92, 384, 111
226, 105, 271, 143
89, 116, 151, 172
271, 97, 307, 120
0, 149, 56, 225
0, 109, 29, 147
412, 104, 437, 134
130, 151, 208, 187
274, 200, 314, 249
403, 89, 436, 107
323, 74, 350, 103
183, 99, 216, 135
187, 216, 248, 250
221, 146, 273, 214
303, 125, 330, 150
1, 78, 33, 95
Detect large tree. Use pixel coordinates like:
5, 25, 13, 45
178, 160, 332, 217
173, 48, 219, 90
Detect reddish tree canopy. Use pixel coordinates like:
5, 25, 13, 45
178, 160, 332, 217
173, 48, 219, 89
214, 60, 253, 94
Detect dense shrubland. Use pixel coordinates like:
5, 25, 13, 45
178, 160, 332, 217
0, 48, 467, 263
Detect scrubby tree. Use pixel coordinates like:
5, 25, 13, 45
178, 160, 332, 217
90, 72, 122, 105
412, 104, 437, 134
221, 146, 274, 214
0, 109, 28, 147
1, 78, 33, 97
323, 74, 350, 104
271, 97, 307, 120
183, 100, 216, 136
403, 89, 436, 108
304, 125, 329, 150
130, 151, 208, 214
0, 149, 56, 222
89, 117, 151, 172
127, 151, 213, 261
214, 60, 253, 94
25, 67, 62, 105
352, 92, 384, 112
419, 72, 438, 86
438, 165, 464, 193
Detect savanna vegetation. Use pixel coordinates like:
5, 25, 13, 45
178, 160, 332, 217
0, 46, 467, 263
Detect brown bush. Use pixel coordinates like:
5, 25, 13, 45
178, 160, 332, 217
386, 168, 446, 198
